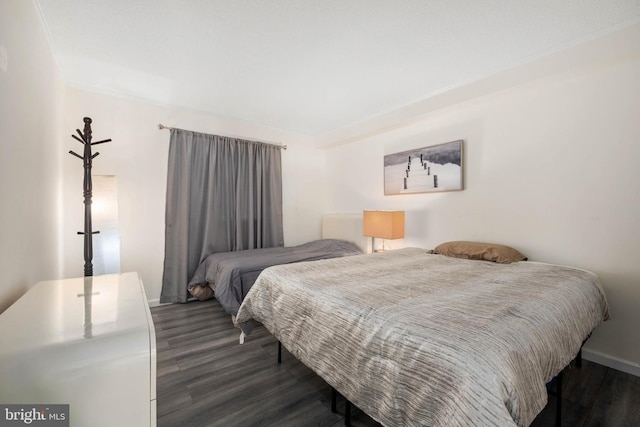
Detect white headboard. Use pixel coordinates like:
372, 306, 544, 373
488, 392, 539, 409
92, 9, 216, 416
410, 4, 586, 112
322, 213, 369, 253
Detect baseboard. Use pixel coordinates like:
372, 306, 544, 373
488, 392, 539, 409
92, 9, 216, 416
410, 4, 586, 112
147, 298, 162, 307
582, 348, 640, 378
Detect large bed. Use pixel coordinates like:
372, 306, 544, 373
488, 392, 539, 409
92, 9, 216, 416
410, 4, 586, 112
234, 246, 610, 426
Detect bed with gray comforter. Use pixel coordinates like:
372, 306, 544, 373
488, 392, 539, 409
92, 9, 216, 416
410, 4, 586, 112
188, 239, 362, 316
235, 248, 610, 426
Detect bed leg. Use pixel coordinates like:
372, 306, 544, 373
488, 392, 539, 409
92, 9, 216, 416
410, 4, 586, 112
576, 347, 582, 368
331, 387, 337, 413
555, 371, 563, 427
277, 341, 282, 364
576, 333, 591, 368
345, 399, 351, 426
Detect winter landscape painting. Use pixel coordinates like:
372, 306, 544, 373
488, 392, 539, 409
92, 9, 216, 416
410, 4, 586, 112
384, 140, 463, 195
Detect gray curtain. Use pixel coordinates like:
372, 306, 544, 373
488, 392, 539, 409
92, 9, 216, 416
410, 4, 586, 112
160, 128, 284, 303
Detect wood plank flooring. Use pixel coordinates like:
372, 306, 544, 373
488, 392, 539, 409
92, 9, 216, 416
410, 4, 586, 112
152, 300, 640, 427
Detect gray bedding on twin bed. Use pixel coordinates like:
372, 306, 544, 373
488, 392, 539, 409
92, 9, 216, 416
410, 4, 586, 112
187, 239, 362, 316
235, 248, 610, 427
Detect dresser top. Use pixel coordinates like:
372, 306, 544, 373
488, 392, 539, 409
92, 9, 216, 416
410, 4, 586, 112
0, 272, 152, 353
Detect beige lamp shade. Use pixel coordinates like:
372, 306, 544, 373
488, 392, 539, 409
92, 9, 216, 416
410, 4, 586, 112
363, 210, 405, 239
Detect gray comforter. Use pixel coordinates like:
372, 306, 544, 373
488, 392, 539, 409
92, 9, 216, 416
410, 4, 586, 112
188, 239, 362, 315
235, 248, 610, 426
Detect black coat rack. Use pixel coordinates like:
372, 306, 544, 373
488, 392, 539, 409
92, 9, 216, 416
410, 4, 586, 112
69, 117, 111, 277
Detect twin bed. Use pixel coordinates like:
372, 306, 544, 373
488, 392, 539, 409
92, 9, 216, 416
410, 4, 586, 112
188, 215, 610, 426
187, 238, 362, 316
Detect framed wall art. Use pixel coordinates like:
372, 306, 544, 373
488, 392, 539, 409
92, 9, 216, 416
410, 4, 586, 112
384, 139, 463, 195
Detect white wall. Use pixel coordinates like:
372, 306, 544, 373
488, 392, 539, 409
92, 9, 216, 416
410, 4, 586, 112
0, 0, 64, 312
324, 25, 640, 375
62, 88, 324, 303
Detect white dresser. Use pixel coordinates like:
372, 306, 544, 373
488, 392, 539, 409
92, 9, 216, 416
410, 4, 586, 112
0, 272, 156, 427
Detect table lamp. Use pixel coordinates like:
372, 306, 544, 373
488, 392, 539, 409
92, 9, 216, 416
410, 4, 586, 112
363, 210, 405, 253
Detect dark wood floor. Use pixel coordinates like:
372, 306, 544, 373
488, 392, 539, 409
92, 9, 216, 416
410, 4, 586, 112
152, 300, 640, 427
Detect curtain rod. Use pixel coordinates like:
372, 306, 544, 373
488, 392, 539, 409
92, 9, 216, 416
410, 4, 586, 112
158, 123, 287, 150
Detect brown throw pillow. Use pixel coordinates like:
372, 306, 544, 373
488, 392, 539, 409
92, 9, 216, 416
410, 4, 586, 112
189, 284, 215, 301
433, 241, 527, 264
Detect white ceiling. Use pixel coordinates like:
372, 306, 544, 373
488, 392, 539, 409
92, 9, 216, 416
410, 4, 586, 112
35, 0, 640, 137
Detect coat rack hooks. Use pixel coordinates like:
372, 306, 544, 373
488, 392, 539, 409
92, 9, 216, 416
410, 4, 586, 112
68, 117, 112, 277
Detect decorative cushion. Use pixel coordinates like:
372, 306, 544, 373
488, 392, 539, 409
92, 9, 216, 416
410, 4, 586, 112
433, 241, 527, 264
189, 283, 215, 301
